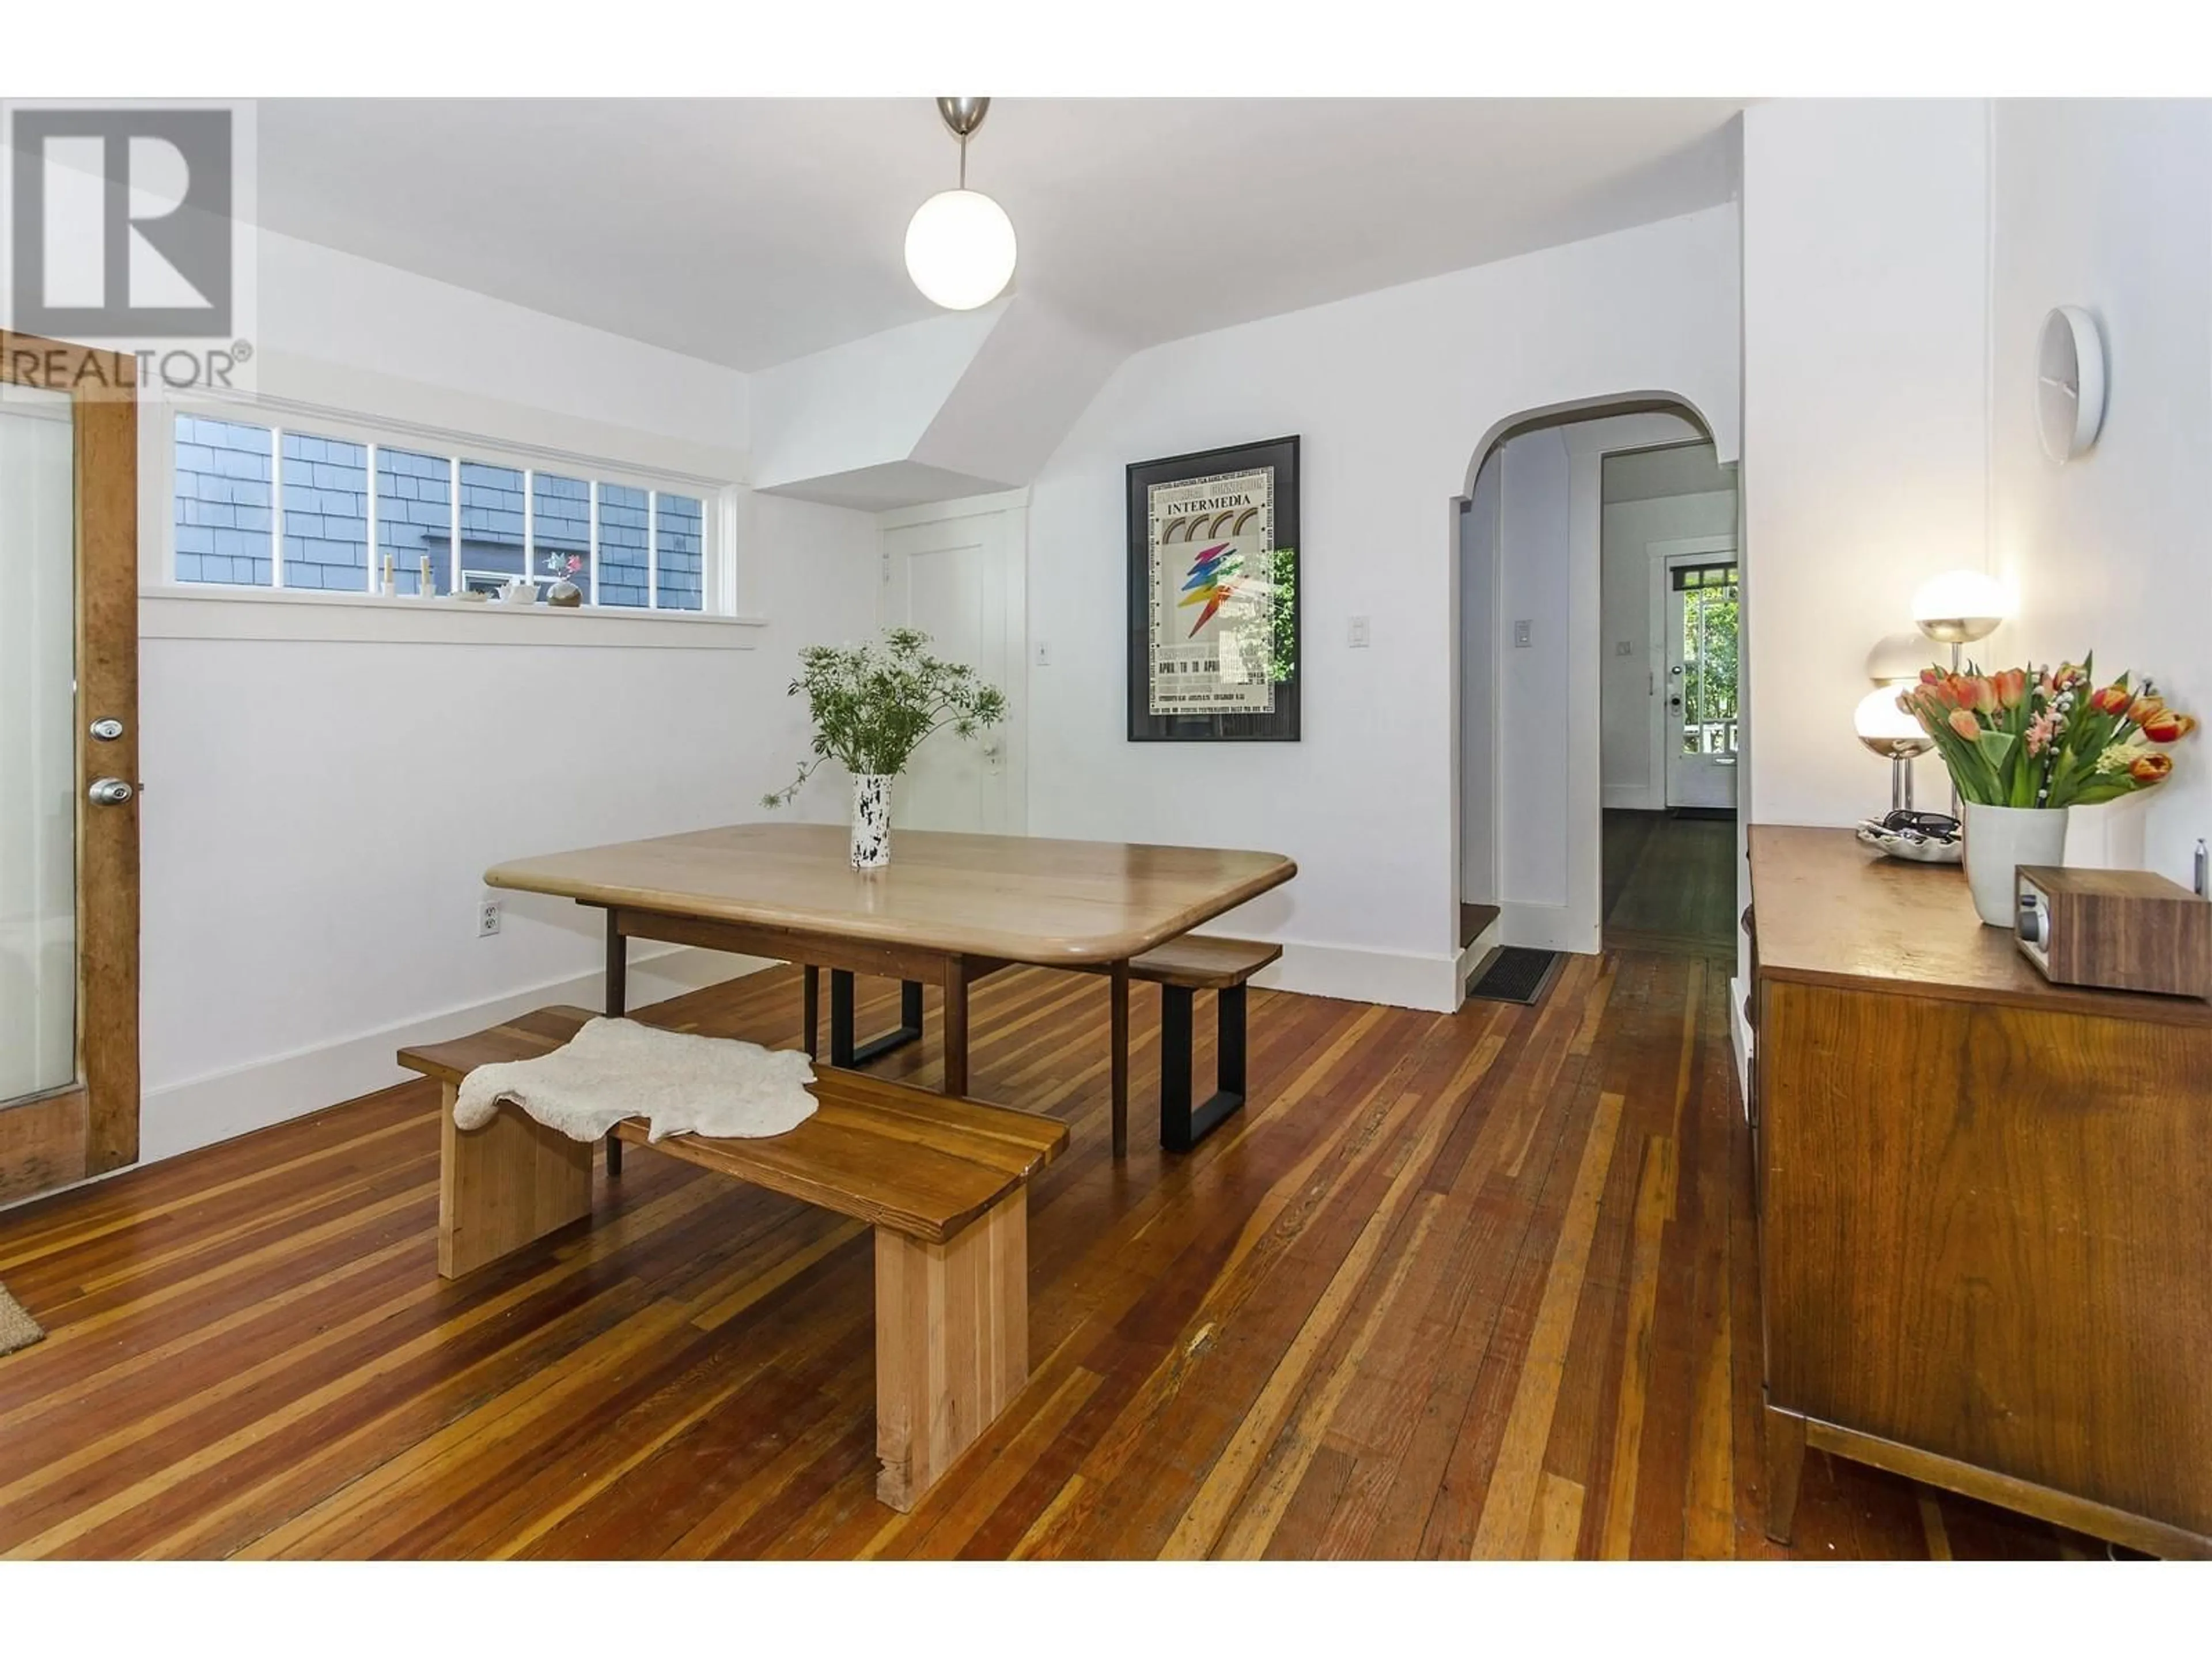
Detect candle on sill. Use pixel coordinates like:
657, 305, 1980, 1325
419, 555, 434, 597
381, 552, 396, 596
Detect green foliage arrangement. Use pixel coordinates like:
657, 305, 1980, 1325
761, 627, 1007, 809
1267, 547, 1298, 685
1899, 657, 2196, 809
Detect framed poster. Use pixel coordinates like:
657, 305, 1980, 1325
1126, 434, 1301, 743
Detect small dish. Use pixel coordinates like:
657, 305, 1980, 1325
1855, 821, 1964, 864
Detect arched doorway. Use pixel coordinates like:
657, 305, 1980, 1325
1450, 393, 1731, 1000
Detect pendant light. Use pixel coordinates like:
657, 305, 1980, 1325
904, 97, 1017, 311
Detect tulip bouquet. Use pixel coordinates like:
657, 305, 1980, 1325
1899, 658, 2196, 809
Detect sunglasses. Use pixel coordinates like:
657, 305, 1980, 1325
1880, 809, 1961, 841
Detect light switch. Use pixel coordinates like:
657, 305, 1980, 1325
1514, 619, 1533, 648
1033, 641, 1051, 667
1615, 639, 1633, 657
1347, 615, 1371, 649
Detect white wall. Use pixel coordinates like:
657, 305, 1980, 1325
1026, 206, 1741, 1010
1740, 100, 1993, 832
1600, 486, 1737, 810
1497, 430, 1573, 919
130, 238, 884, 1165
1990, 99, 2212, 889
1457, 450, 1502, 903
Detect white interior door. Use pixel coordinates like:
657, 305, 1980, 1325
1663, 552, 1740, 810
878, 495, 1026, 835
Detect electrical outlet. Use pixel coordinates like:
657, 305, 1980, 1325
478, 897, 502, 938
1347, 615, 1371, 649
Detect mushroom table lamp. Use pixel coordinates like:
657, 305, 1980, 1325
1855, 684, 1934, 815
1912, 569, 2011, 665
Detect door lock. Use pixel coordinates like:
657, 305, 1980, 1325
90, 717, 125, 741
89, 778, 135, 806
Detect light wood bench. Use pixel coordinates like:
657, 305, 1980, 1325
802, 934, 1281, 1156
396, 1005, 1067, 1510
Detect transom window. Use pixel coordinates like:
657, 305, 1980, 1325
170, 412, 715, 611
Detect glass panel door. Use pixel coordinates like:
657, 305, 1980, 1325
1665, 558, 1740, 810
0, 385, 78, 1102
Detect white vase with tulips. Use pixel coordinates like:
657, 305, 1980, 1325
1899, 657, 2198, 925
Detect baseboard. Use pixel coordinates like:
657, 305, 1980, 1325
1603, 785, 1661, 812
1497, 900, 1600, 956
136, 945, 773, 1166
1256, 937, 1462, 1013
1729, 973, 1752, 1112
1453, 920, 1505, 1009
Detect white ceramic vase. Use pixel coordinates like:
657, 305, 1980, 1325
850, 774, 892, 870
1961, 801, 2067, 927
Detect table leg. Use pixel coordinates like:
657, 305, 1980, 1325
1109, 960, 1130, 1158
941, 955, 969, 1097
604, 912, 626, 1178
802, 965, 820, 1060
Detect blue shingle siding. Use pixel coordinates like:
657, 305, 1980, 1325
654, 492, 704, 611
376, 447, 452, 594
280, 432, 368, 591
599, 482, 650, 608
531, 473, 591, 596
173, 414, 274, 586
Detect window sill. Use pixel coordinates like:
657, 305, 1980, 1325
139, 585, 769, 649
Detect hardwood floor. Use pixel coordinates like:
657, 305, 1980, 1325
0, 955, 2095, 1559
1602, 810, 1740, 957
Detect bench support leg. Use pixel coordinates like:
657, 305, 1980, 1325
1160, 982, 1248, 1153
802, 964, 820, 1060
873, 1191, 1028, 1512
831, 971, 926, 1067
438, 1088, 594, 1280
604, 914, 627, 1178
1109, 961, 1130, 1158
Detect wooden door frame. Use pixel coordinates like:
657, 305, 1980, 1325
1, 331, 140, 1202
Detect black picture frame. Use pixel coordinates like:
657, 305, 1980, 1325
1126, 434, 1302, 743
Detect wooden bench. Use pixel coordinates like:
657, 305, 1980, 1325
801, 933, 1281, 1156
396, 1005, 1068, 1510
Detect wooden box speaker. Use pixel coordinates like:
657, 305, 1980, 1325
2016, 866, 2212, 999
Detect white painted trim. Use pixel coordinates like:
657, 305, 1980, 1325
134, 945, 771, 1168
1603, 783, 1660, 811
1498, 900, 1592, 956
1729, 974, 1752, 1110
1255, 937, 1463, 1014
140, 586, 768, 647
1452, 916, 1505, 1011
874, 486, 1031, 531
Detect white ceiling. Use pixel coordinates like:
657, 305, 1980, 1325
256, 98, 1745, 373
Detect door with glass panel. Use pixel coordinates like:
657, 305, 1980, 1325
1664, 555, 1740, 811
1, 334, 139, 1203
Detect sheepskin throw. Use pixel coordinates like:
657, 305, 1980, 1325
0, 1283, 43, 1357
453, 1017, 817, 1143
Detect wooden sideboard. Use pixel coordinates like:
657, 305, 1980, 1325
1747, 825, 2212, 1558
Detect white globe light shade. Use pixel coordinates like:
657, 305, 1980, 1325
1855, 684, 1933, 757
1911, 569, 2012, 645
904, 189, 1017, 310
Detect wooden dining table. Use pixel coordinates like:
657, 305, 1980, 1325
484, 823, 1296, 1155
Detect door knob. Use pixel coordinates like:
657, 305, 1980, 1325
89, 778, 134, 806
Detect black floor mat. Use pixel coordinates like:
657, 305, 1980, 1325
1467, 946, 1562, 1006
1669, 806, 1737, 822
